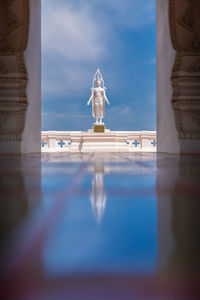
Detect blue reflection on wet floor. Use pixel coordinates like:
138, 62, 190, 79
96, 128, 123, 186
1, 152, 200, 299
42, 154, 157, 277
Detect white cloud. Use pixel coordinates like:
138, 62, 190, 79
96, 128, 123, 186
42, 65, 95, 96
42, 111, 88, 120
42, 0, 110, 96
42, 0, 155, 96
42, 2, 107, 61
97, 0, 155, 30
109, 105, 135, 117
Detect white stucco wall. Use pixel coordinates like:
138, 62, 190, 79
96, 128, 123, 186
156, 0, 180, 153
22, 0, 41, 153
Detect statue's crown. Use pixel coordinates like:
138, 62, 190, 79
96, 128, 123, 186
94, 68, 102, 81
92, 68, 107, 89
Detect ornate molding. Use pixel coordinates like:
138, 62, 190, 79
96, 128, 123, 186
169, 0, 200, 52
188, 58, 200, 72
192, 111, 200, 128
0, 59, 8, 74
0, 100, 27, 111
177, 4, 194, 33
169, 0, 200, 140
0, 0, 29, 142
0, 0, 29, 54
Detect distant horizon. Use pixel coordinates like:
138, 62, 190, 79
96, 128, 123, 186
42, 0, 156, 131
41, 129, 157, 132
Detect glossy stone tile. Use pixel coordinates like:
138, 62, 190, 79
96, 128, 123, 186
0, 153, 200, 300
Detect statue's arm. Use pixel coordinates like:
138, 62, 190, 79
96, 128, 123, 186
87, 89, 94, 105
103, 89, 110, 105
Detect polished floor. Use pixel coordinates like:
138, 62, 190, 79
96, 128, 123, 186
0, 153, 200, 300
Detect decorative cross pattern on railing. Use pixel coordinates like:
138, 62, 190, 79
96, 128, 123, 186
41, 140, 46, 147
58, 140, 65, 148
132, 140, 140, 147
126, 140, 140, 147
151, 140, 157, 147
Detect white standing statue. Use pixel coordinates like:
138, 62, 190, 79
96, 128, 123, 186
87, 69, 110, 126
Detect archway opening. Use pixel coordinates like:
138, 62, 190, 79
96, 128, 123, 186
41, 0, 156, 133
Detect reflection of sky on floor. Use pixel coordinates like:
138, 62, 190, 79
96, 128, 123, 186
42, 155, 157, 277
2, 153, 200, 299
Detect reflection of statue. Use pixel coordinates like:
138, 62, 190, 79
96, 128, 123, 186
87, 69, 110, 124
90, 158, 107, 223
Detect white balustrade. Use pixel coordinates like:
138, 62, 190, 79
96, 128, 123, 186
41, 131, 157, 152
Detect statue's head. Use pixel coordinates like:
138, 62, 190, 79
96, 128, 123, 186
95, 79, 101, 87
92, 69, 106, 90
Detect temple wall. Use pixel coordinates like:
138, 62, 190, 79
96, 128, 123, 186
157, 0, 200, 154
0, 0, 41, 154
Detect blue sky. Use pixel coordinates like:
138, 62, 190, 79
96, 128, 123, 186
42, 0, 156, 131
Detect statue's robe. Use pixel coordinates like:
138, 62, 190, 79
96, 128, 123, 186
92, 88, 105, 119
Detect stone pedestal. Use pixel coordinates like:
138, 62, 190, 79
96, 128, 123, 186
94, 124, 105, 133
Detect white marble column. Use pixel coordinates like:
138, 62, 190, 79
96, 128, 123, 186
156, 0, 180, 153
22, 0, 41, 153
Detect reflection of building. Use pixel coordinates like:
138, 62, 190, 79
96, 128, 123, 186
157, 155, 200, 275
0, 162, 28, 247
90, 158, 107, 223
0, 155, 41, 248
